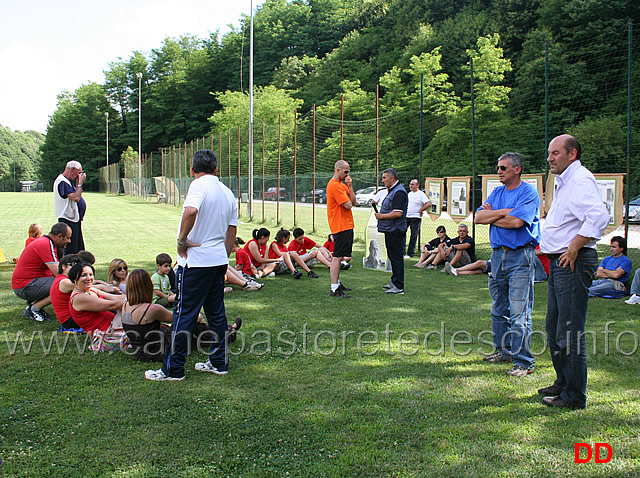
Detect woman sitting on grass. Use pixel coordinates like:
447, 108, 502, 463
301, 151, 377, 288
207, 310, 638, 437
244, 228, 281, 278
68, 262, 126, 334
414, 226, 450, 269
269, 228, 319, 279
107, 258, 129, 294
122, 268, 174, 362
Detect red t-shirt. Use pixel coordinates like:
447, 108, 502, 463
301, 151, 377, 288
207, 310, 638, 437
269, 241, 288, 259
288, 237, 316, 255
50, 275, 72, 324
25, 236, 37, 249
235, 248, 253, 275
323, 240, 334, 253
11, 236, 58, 289
244, 239, 266, 267
69, 291, 115, 333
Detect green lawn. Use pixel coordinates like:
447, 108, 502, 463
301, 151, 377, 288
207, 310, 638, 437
0, 192, 639, 477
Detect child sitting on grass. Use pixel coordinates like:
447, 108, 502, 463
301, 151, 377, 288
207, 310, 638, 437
288, 227, 332, 269
25, 223, 42, 249
152, 253, 176, 308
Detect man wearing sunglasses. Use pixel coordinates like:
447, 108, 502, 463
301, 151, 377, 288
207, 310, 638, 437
475, 152, 541, 378
326, 160, 356, 298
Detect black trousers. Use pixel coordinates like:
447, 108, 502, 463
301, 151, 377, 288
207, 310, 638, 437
406, 217, 421, 257
58, 218, 84, 255
384, 229, 406, 290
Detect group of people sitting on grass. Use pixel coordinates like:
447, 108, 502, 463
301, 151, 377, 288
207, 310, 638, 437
234, 227, 350, 280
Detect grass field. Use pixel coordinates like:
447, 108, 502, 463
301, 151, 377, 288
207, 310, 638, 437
1, 192, 639, 477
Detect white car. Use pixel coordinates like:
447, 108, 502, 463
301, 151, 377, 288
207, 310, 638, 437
356, 186, 384, 207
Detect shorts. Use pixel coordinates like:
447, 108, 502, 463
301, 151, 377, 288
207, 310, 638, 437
273, 261, 289, 275
333, 229, 353, 258
447, 250, 472, 268
13, 277, 55, 303
298, 252, 318, 268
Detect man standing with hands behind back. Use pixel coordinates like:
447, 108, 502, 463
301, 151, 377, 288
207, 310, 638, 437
326, 160, 355, 298
53, 161, 86, 254
405, 179, 431, 258
539, 134, 608, 409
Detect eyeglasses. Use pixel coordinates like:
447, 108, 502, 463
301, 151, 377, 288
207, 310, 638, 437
496, 165, 509, 172
342, 169, 350, 175
117, 266, 127, 272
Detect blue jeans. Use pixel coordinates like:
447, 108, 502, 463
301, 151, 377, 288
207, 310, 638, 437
488, 246, 535, 369
588, 278, 624, 297
162, 264, 228, 378
384, 229, 406, 290
546, 248, 598, 408
631, 269, 640, 296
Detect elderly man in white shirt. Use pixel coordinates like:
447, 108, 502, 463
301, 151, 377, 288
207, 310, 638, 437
405, 179, 431, 258
538, 134, 608, 410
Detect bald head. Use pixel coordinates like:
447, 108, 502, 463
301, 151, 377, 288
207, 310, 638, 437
548, 134, 581, 175
333, 160, 351, 182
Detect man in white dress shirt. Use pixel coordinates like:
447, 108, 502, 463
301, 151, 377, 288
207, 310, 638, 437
538, 134, 608, 409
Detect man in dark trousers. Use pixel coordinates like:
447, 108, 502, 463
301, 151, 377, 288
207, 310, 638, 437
376, 168, 408, 295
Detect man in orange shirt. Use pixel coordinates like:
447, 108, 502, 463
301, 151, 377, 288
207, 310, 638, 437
326, 160, 356, 298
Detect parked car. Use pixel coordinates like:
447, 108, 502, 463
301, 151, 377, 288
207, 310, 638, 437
625, 194, 640, 222
263, 187, 288, 201
355, 186, 378, 207
300, 188, 327, 203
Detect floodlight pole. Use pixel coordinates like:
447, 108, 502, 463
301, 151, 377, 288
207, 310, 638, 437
105, 111, 109, 193
137, 72, 143, 198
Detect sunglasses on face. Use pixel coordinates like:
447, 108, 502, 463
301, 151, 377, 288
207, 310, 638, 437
342, 170, 350, 175
117, 266, 127, 272
496, 165, 509, 172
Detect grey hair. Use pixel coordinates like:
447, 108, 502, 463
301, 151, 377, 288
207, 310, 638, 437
458, 223, 469, 230
382, 168, 398, 180
66, 160, 82, 170
497, 152, 523, 171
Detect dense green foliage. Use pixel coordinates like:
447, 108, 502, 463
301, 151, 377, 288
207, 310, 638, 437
0, 125, 44, 189
38, 0, 640, 189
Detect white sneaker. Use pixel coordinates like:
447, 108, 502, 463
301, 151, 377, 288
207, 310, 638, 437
266, 272, 276, 278
449, 265, 458, 276
144, 369, 184, 381
425, 264, 436, 270
195, 360, 228, 375
625, 294, 640, 304
242, 280, 263, 291
443, 262, 452, 275
385, 285, 404, 295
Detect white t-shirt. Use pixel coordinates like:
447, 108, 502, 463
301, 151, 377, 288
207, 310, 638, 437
407, 190, 430, 218
177, 174, 238, 268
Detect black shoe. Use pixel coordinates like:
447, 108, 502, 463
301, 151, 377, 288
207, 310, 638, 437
538, 385, 562, 396
24, 304, 49, 322
542, 395, 585, 410
308, 270, 319, 278
293, 270, 302, 279
338, 283, 351, 292
330, 289, 350, 298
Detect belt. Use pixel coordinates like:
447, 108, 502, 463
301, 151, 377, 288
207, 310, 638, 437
495, 244, 534, 251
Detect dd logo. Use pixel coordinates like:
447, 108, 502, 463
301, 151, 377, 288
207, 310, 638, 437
574, 443, 612, 463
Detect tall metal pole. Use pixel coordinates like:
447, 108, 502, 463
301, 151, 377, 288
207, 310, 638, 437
419, 73, 424, 182
625, 19, 632, 240
136, 72, 143, 198
470, 57, 476, 237
545, 40, 549, 180
105, 111, 109, 193
248, 0, 254, 218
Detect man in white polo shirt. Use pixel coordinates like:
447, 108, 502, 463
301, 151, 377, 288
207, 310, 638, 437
405, 179, 431, 258
145, 149, 238, 381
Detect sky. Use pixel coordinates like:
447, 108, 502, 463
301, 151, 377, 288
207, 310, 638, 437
0, 0, 265, 134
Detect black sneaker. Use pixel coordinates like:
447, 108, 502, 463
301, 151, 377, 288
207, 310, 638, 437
24, 305, 49, 322
308, 270, 319, 278
329, 289, 350, 298
293, 270, 303, 279
340, 261, 351, 270
338, 283, 351, 292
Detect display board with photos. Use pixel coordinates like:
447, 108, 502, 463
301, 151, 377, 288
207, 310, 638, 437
424, 177, 445, 219
480, 174, 544, 214
445, 176, 471, 220
544, 173, 624, 227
